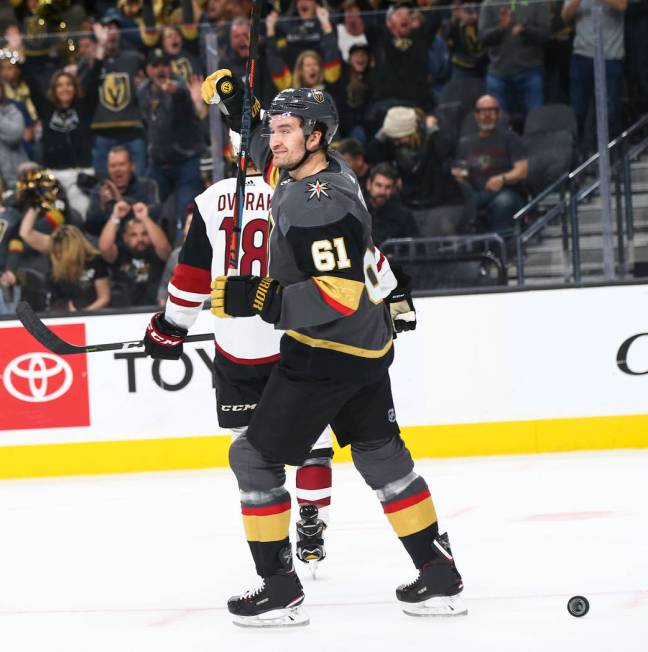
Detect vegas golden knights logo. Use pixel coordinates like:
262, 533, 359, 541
171, 58, 193, 81
0, 219, 8, 243
100, 73, 130, 112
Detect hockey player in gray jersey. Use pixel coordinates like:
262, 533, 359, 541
199, 71, 466, 627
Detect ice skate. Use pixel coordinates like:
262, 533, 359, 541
295, 504, 326, 579
396, 533, 467, 617
228, 548, 309, 627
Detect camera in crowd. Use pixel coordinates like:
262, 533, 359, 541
14, 167, 63, 211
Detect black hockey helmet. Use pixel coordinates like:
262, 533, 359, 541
264, 87, 339, 145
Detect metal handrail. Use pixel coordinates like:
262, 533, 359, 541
513, 114, 648, 285
381, 234, 508, 289
381, 234, 507, 263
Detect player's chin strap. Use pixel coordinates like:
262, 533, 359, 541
286, 134, 326, 172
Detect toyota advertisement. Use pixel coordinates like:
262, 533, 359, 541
0, 324, 90, 431
2, 284, 648, 449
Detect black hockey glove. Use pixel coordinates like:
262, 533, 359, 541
201, 68, 261, 133
384, 263, 416, 335
211, 275, 282, 324
143, 312, 188, 360
385, 287, 416, 334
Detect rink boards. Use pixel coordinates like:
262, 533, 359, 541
2, 283, 648, 478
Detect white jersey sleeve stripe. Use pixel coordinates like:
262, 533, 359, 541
168, 282, 211, 302
165, 299, 204, 331
375, 247, 397, 298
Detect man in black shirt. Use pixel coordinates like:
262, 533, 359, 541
219, 19, 275, 106
365, 6, 438, 130
98, 201, 171, 307
90, 15, 146, 178
137, 48, 204, 238
452, 95, 528, 236
366, 163, 419, 247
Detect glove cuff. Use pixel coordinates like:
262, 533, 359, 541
148, 312, 188, 348
253, 278, 282, 324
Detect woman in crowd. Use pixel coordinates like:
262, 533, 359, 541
265, 6, 342, 92
19, 209, 110, 312
7, 26, 102, 217
22, 67, 100, 218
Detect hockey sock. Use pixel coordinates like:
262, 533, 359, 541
296, 457, 332, 525
241, 488, 292, 576
379, 475, 440, 568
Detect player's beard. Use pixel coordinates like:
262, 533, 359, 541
275, 141, 313, 172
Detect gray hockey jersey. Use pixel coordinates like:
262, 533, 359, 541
251, 129, 394, 381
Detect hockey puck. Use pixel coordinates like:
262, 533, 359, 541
567, 596, 589, 617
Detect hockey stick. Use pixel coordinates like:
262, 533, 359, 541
227, 0, 262, 274
16, 301, 213, 355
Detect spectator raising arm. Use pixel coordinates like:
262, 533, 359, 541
517, 9, 551, 46
316, 6, 342, 86
266, 11, 293, 91
478, 4, 512, 47
98, 200, 132, 263
266, 8, 342, 92
188, 74, 208, 120
132, 203, 171, 262
561, 0, 581, 23
18, 207, 51, 255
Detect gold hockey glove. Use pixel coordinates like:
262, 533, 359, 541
211, 275, 282, 324
201, 69, 261, 132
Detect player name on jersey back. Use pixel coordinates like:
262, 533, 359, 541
195, 176, 281, 364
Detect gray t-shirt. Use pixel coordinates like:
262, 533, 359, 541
572, 0, 625, 60
456, 128, 528, 192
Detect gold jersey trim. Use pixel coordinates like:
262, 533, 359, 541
286, 330, 393, 359
312, 275, 364, 312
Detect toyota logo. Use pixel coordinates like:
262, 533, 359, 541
3, 352, 73, 403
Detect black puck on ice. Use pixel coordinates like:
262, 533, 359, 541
567, 595, 589, 617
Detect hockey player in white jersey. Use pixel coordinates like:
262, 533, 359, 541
142, 151, 334, 576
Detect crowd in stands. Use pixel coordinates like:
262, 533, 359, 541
0, 0, 647, 311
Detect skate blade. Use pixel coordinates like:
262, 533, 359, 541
232, 605, 310, 628
400, 594, 468, 617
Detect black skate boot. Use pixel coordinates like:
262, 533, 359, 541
396, 532, 467, 616
228, 546, 309, 627
295, 504, 326, 578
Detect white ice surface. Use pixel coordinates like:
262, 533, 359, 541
1, 450, 647, 652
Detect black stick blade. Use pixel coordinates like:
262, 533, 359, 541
16, 301, 86, 354
16, 302, 213, 355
